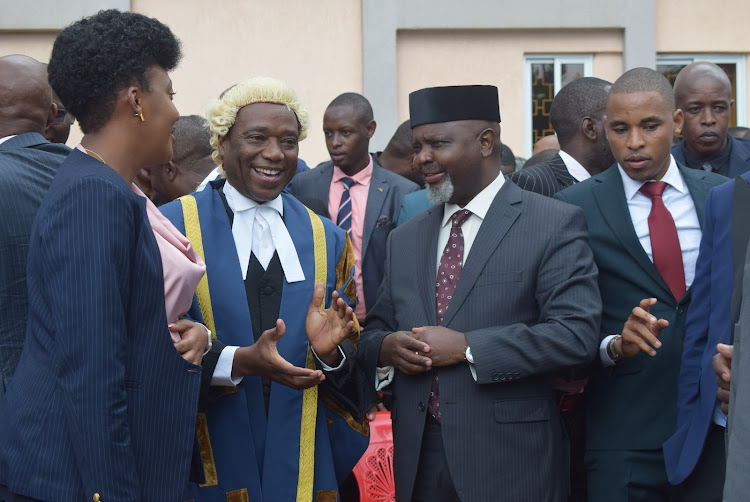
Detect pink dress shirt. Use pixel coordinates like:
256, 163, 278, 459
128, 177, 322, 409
328, 155, 373, 321
132, 185, 206, 342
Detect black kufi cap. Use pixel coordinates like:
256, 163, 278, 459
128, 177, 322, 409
409, 85, 501, 128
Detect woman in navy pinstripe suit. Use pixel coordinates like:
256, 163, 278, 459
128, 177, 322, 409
0, 10, 207, 502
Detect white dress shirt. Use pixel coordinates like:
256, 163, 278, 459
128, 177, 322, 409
600, 155, 701, 366
0, 135, 17, 146
376, 172, 506, 389
211, 181, 344, 386
559, 150, 592, 183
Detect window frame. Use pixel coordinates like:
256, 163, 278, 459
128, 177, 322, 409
523, 54, 593, 158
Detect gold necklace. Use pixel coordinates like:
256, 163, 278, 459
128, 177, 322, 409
84, 148, 107, 165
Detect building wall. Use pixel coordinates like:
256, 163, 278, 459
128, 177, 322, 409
2, 0, 750, 163
397, 29, 623, 156
0, 0, 364, 166
656, 0, 750, 131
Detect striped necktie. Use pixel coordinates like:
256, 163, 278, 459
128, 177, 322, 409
336, 177, 355, 234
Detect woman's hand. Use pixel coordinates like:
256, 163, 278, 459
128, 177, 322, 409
172, 319, 208, 365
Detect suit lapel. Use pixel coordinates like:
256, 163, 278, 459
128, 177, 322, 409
441, 182, 522, 327
417, 206, 443, 325
680, 163, 711, 229
361, 164, 389, 258
592, 167, 673, 300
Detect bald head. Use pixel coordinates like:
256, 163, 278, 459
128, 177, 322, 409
674, 62, 732, 107
0, 55, 56, 138
673, 62, 734, 160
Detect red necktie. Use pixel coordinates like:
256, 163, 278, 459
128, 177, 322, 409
428, 209, 472, 424
639, 181, 686, 301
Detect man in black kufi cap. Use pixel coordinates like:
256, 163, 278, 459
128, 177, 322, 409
359, 85, 602, 501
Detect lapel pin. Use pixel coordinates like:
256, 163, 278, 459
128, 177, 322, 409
378, 187, 383, 192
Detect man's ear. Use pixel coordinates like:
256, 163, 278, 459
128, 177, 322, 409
44, 102, 58, 130
165, 161, 177, 181
479, 127, 497, 158
366, 120, 377, 139
673, 109, 685, 137
581, 117, 598, 141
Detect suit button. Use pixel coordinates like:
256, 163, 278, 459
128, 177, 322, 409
263, 286, 274, 295
492, 373, 500, 382
418, 402, 426, 412
500, 374, 507, 382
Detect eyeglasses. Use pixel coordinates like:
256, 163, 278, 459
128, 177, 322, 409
51, 108, 75, 126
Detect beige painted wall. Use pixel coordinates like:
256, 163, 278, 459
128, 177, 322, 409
396, 29, 623, 157
0, 0, 364, 165
656, 0, 750, 129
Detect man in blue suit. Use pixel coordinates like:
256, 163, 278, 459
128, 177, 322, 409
662, 173, 745, 501
0, 55, 70, 399
672, 62, 750, 178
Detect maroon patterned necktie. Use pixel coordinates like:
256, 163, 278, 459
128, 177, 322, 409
639, 181, 686, 301
428, 209, 472, 424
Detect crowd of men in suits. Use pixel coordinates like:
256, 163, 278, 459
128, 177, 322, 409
3, 45, 750, 502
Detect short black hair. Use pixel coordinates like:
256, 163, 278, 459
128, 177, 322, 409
501, 143, 516, 168
550, 77, 612, 147
173, 115, 213, 169
326, 92, 374, 123
48, 9, 181, 134
609, 68, 675, 110
384, 120, 412, 156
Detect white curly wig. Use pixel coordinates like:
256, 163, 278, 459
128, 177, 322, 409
206, 76, 310, 166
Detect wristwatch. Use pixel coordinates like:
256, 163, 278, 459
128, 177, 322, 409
464, 345, 474, 364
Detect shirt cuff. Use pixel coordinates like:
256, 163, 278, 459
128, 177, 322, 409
465, 346, 477, 381
211, 345, 243, 386
311, 345, 346, 371
376, 366, 394, 391
599, 335, 618, 367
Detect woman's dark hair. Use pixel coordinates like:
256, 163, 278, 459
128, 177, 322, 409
48, 9, 181, 134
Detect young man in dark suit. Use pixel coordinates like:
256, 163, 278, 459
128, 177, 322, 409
672, 62, 750, 177
556, 68, 726, 502
291, 93, 418, 322
510, 77, 614, 196
0, 55, 70, 398
360, 85, 601, 502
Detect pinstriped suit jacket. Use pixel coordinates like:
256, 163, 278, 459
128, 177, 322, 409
0, 150, 201, 501
359, 180, 601, 501
0, 133, 70, 398
508, 153, 576, 197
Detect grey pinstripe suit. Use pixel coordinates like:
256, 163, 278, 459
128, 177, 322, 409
0, 132, 70, 398
360, 180, 601, 501
509, 153, 576, 197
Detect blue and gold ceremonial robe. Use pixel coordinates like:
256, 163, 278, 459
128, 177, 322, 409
161, 181, 370, 502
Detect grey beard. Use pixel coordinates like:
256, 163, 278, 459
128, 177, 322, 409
426, 173, 454, 205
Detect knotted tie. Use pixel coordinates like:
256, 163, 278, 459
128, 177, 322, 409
336, 177, 355, 235
428, 209, 472, 424
639, 181, 686, 301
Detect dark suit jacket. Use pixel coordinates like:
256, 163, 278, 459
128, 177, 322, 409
0, 150, 201, 501
509, 152, 576, 196
724, 189, 750, 501
672, 135, 750, 178
556, 164, 726, 452
0, 132, 70, 398
663, 172, 744, 484
290, 157, 419, 314
360, 180, 601, 501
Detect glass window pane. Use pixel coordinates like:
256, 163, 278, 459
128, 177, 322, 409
561, 63, 584, 87
531, 63, 555, 145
